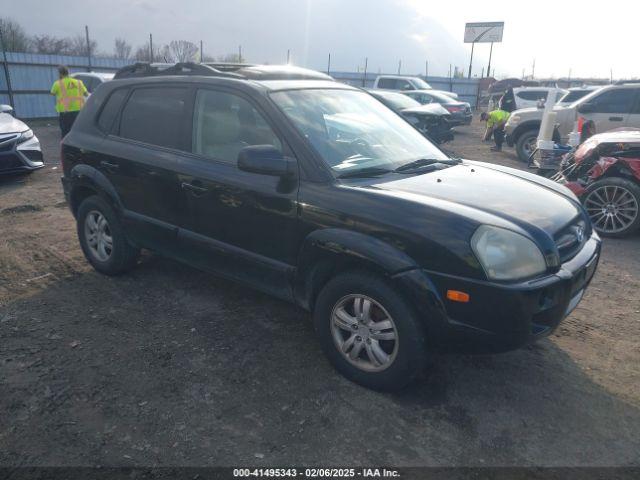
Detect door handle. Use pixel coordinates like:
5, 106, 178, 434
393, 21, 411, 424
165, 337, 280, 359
100, 160, 119, 171
609, 116, 624, 121
181, 182, 209, 195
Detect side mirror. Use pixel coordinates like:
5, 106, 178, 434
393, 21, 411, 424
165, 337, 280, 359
578, 103, 594, 114
0, 104, 14, 116
237, 145, 294, 176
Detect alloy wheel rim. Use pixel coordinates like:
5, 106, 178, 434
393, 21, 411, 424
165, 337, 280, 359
84, 210, 113, 262
523, 136, 537, 157
330, 294, 399, 372
584, 185, 638, 234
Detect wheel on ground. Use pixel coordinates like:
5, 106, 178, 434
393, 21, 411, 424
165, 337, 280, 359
77, 195, 140, 275
583, 177, 640, 238
516, 129, 538, 162
313, 271, 428, 391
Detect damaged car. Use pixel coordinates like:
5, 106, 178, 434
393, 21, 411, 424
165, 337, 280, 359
554, 129, 640, 237
0, 105, 44, 175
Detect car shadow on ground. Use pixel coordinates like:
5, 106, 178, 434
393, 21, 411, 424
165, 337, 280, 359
2, 253, 640, 467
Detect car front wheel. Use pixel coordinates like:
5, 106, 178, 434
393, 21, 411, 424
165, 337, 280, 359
516, 129, 538, 162
313, 272, 428, 390
583, 177, 640, 237
77, 195, 140, 275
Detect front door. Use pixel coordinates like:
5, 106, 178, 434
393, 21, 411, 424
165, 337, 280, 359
583, 88, 639, 133
176, 87, 299, 300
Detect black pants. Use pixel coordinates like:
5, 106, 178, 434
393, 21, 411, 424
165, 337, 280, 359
59, 111, 79, 137
493, 126, 505, 148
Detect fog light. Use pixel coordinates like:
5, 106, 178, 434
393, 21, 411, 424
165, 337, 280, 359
446, 290, 470, 303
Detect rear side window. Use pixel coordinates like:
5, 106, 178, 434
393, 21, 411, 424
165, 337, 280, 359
516, 90, 547, 101
119, 87, 189, 149
97, 88, 128, 133
377, 78, 395, 89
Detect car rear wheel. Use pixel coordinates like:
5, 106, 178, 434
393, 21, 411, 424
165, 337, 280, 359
583, 178, 640, 237
77, 195, 140, 274
516, 129, 538, 162
313, 271, 428, 391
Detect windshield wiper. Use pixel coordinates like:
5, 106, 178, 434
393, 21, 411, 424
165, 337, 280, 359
336, 167, 393, 178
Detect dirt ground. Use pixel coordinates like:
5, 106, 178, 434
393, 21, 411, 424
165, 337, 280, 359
1, 119, 639, 468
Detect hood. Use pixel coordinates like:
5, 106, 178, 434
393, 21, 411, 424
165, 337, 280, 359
401, 103, 450, 117
0, 113, 29, 134
367, 161, 581, 236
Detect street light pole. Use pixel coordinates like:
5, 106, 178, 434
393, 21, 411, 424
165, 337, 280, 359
467, 42, 475, 79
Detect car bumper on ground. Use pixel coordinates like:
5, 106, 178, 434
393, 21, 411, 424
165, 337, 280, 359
0, 134, 44, 175
447, 112, 473, 126
395, 233, 601, 353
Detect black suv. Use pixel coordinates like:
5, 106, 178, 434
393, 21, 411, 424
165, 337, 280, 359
61, 63, 601, 390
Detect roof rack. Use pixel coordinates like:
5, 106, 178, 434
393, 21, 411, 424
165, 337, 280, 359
204, 62, 256, 72
113, 62, 243, 80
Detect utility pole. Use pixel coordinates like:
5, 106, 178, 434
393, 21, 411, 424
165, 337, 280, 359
568, 68, 571, 86
200, 40, 203, 63
610, 68, 613, 84
481, 67, 485, 78
286, 49, 290, 64
362, 57, 368, 87
238, 45, 242, 63
486, 42, 494, 79
149, 33, 153, 62
85, 26, 92, 71
0, 25, 15, 110
327, 53, 331, 74
531, 58, 536, 79
425, 60, 428, 78
397, 59, 401, 75
467, 41, 475, 79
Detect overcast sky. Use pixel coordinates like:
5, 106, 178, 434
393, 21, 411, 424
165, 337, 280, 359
4, 0, 638, 79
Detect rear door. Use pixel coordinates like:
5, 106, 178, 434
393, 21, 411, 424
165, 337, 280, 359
175, 87, 299, 299
99, 85, 191, 252
626, 89, 640, 129
583, 88, 639, 133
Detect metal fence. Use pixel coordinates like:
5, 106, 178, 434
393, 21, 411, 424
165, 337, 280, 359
0, 51, 133, 118
330, 71, 481, 107
1, 50, 482, 118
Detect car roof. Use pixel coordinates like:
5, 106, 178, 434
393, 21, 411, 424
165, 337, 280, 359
72, 71, 114, 80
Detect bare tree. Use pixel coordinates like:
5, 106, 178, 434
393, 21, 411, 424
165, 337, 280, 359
0, 17, 31, 52
168, 40, 198, 62
68, 34, 98, 57
114, 38, 131, 59
30, 34, 72, 55
133, 44, 162, 62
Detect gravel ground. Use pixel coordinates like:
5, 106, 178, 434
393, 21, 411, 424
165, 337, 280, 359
1, 119, 639, 468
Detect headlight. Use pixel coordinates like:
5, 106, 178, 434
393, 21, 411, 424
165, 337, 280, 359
471, 225, 547, 281
18, 129, 34, 143
508, 115, 520, 125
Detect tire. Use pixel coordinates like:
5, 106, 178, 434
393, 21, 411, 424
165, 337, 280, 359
515, 129, 538, 162
313, 271, 428, 391
583, 177, 640, 238
77, 195, 140, 275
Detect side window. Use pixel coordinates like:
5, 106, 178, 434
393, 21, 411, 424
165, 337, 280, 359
192, 89, 282, 164
590, 89, 636, 114
632, 90, 640, 114
396, 80, 412, 90
377, 78, 395, 89
517, 90, 547, 101
555, 91, 565, 102
97, 88, 128, 133
119, 87, 189, 149
421, 94, 433, 104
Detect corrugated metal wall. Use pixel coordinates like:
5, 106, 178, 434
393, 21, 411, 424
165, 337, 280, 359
0, 52, 133, 118
330, 71, 481, 107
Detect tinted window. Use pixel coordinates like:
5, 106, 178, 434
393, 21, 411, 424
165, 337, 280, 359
97, 88, 128, 133
560, 90, 592, 103
192, 89, 282, 164
590, 88, 637, 114
119, 87, 189, 149
516, 90, 548, 101
396, 80, 412, 90
377, 78, 396, 89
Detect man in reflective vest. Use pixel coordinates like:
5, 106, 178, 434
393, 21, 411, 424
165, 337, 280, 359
50, 65, 88, 136
480, 108, 511, 152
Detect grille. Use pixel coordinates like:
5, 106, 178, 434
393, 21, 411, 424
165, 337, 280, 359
555, 218, 588, 263
20, 149, 43, 161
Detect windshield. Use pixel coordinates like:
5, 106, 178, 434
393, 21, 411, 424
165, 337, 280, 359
374, 91, 421, 110
559, 90, 591, 103
410, 78, 432, 89
270, 88, 448, 175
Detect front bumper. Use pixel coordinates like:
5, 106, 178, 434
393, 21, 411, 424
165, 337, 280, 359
0, 134, 44, 175
395, 233, 601, 353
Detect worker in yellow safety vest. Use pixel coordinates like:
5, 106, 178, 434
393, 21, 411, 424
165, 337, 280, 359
480, 109, 511, 152
50, 65, 88, 136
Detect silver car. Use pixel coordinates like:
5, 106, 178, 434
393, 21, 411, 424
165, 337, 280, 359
0, 105, 44, 175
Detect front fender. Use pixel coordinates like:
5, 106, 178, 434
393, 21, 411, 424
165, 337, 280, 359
294, 228, 419, 310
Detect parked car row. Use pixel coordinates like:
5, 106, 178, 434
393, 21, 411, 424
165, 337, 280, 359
0, 104, 44, 175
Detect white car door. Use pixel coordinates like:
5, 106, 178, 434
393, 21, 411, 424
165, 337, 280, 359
580, 88, 639, 133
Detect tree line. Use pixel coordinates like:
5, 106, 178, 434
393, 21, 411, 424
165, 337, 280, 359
0, 17, 240, 63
